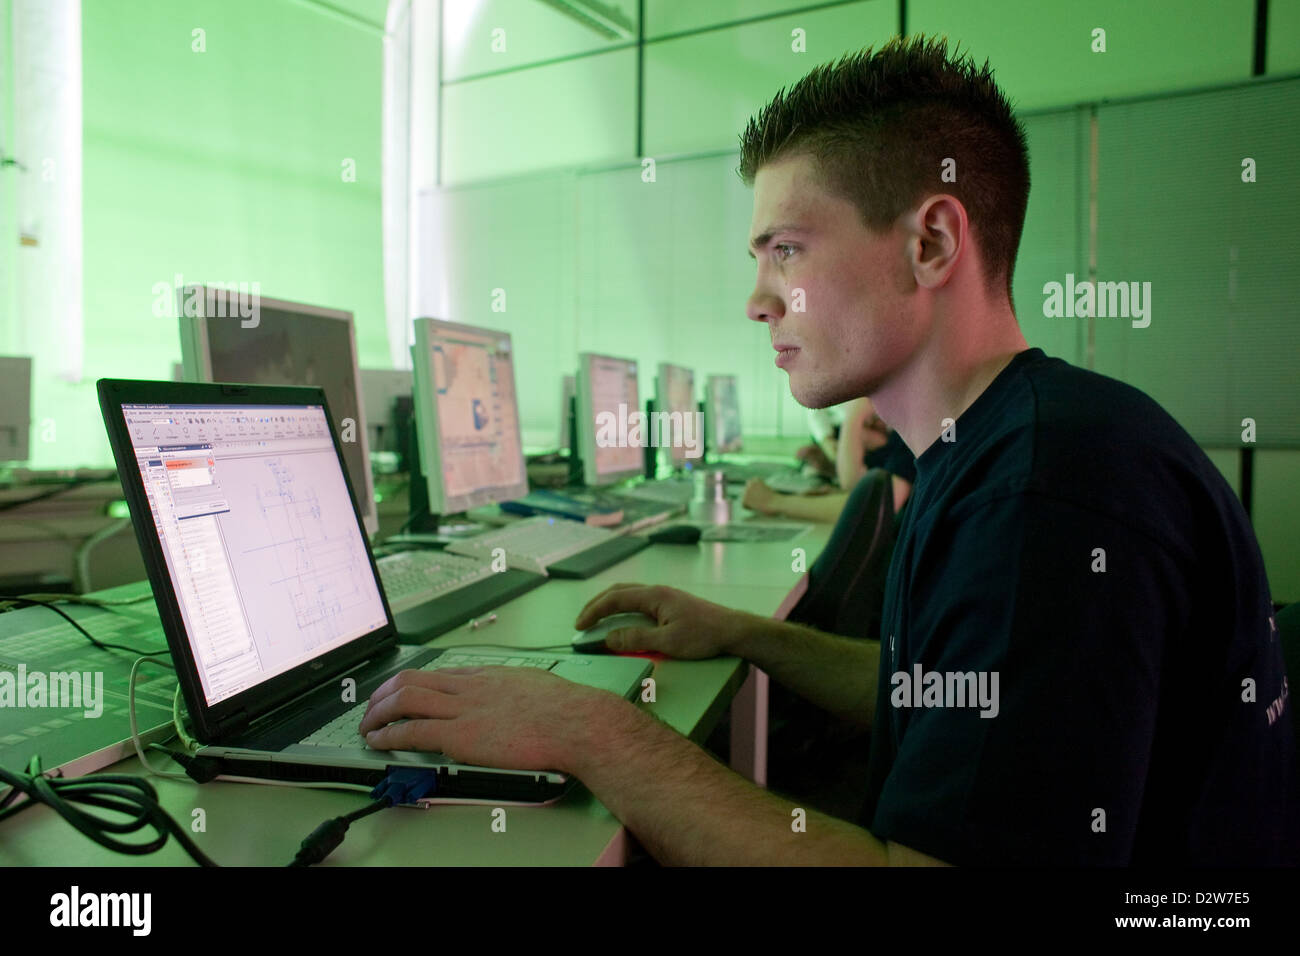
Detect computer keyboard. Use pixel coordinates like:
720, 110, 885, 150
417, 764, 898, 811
299, 652, 560, 747
444, 516, 621, 575
376, 549, 497, 613
714, 460, 801, 483
700, 523, 811, 543
590, 493, 679, 532
761, 469, 830, 495
619, 479, 695, 505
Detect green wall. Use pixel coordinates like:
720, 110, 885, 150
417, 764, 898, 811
432, 0, 1300, 598
10, 0, 1299, 597
57, 0, 385, 469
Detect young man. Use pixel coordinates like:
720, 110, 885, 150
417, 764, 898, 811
359, 36, 1295, 865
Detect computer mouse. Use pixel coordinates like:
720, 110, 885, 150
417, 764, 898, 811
571, 612, 658, 653
648, 524, 702, 545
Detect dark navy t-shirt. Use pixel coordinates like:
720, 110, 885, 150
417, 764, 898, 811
860, 348, 1296, 865
864, 429, 918, 484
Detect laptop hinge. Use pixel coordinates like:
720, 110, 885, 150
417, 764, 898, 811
216, 709, 250, 736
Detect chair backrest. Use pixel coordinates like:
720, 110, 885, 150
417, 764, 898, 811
784, 469, 904, 640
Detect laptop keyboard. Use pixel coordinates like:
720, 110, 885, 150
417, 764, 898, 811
376, 549, 497, 613
299, 651, 560, 747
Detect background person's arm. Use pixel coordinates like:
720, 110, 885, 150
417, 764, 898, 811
742, 478, 846, 523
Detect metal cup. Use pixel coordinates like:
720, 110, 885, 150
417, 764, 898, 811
689, 468, 731, 524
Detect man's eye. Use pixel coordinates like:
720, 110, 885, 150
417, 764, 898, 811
774, 244, 796, 261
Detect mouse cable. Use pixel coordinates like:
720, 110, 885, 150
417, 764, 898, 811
0, 595, 169, 657
15, 590, 155, 607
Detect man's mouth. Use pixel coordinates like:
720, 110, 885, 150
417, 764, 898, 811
774, 346, 800, 368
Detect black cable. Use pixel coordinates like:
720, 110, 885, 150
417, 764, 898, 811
0, 480, 95, 512
0, 595, 168, 657
0, 756, 219, 866
397, 506, 429, 534
289, 797, 394, 867
2, 754, 399, 867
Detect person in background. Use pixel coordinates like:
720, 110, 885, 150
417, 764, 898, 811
744, 396, 912, 521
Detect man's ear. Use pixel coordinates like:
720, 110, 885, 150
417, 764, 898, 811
905, 194, 968, 290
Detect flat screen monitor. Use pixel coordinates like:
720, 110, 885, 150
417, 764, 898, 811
656, 362, 696, 468
577, 352, 642, 487
706, 374, 743, 455
0, 356, 32, 463
178, 286, 378, 536
558, 374, 576, 453
410, 318, 528, 514
360, 368, 413, 456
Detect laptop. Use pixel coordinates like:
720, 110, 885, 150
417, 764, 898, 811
97, 379, 652, 802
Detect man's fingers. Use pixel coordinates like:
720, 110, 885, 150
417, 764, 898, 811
363, 669, 466, 725
359, 683, 462, 735
364, 717, 455, 755
369, 667, 467, 706
574, 583, 655, 628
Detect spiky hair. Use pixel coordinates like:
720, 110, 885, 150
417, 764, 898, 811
739, 34, 1031, 300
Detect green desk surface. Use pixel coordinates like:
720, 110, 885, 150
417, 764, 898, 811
0, 523, 829, 866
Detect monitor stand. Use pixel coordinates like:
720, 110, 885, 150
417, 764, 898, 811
393, 418, 490, 543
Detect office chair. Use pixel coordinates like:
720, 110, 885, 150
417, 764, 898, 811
782, 467, 901, 638
764, 468, 908, 819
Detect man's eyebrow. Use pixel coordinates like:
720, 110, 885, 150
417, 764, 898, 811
747, 225, 806, 258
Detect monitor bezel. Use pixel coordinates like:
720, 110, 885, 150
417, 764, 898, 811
96, 377, 398, 743
577, 351, 643, 488
656, 361, 696, 468
707, 373, 743, 455
410, 317, 530, 515
176, 285, 379, 537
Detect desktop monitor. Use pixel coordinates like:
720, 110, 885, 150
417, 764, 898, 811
656, 362, 695, 469
177, 286, 378, 536
360, 368, 414, 456
410, 318, 528, 514
706, 374, 743, 455
0, 356, 32, 463
576, 352, 642, 487
558, 374, 576, 453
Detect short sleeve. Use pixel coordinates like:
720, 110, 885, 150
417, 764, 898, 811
869, 490, 1188, 865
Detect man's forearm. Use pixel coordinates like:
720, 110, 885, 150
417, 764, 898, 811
727, 617, 878, 727
568, 698, 888, 866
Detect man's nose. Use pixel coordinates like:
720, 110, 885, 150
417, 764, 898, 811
746, 289, 784, 324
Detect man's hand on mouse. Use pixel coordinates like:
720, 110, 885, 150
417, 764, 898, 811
574, 584, 754, 659
357, 665, 621, 771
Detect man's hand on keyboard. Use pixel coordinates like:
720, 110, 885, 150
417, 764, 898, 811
574, 584, 753, 660
356, 666, 613, 772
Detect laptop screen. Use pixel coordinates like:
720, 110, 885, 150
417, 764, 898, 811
120, 402, 388, 706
